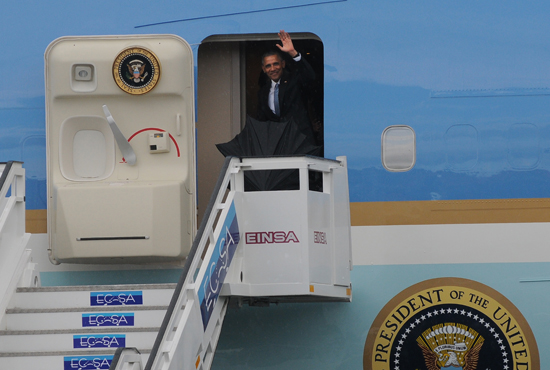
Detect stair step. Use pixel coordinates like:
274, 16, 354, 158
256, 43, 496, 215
1, 283, 170, 368
4, 307, 168, 330
17, 283, 177, 292
0, 348, 151, 357
0, 327, 160, 335
0, 352, 150, 370
6, 305, 168, 314
0, 328, 159, 352
10, 283, 177, 309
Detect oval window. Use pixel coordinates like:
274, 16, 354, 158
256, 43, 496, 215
381, 126, 416, 172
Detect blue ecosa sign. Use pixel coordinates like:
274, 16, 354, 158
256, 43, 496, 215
197, 201, 240, 330
73, 334, 126, 348
90, 291, 143, 306
82, 313, 134, 327
64, 355, 113, 370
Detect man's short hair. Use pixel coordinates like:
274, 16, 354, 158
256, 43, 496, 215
261, 50, 283, 65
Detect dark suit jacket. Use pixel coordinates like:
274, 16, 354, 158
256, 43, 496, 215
257, 55, 316, 144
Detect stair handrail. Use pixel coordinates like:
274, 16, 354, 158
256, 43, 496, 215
0, 161, 15, 201
111, 347, 143, 370
149, 155, 239, 370
0, 161, 31, 327
110, 156, 240, 370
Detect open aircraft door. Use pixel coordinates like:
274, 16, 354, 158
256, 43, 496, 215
45, 35, 196, 263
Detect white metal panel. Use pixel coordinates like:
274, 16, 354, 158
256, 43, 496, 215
239, 191, 306, 284
352, 222, 550, 266
223, 156, 352, 301
45, 35, 196, 264
54, 180, 187, 262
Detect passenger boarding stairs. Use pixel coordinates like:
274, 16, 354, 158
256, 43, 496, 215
0, 156, 352, 370
0, 162, 168, 368
0, 283, 174, 369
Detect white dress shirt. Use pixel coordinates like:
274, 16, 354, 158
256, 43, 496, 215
268, 53, 301, 114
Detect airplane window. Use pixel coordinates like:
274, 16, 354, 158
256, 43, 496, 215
507, 123, 539, 170
445, 124, 478, 171
381, 126, 416, 172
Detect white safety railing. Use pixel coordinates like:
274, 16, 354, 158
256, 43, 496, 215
137, 156, 240, 370
223, 155, 352, 301
0, 161, 32, 328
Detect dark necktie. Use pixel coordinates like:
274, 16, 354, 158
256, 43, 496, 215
274, 83, 280, 116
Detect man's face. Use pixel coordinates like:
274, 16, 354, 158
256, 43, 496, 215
262, 54, 285, 82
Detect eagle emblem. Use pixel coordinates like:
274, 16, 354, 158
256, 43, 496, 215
417, 324, 483, 370
126, 60, 148, 82
112, 46, 160, 95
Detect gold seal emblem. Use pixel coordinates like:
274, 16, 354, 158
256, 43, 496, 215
417, 323, 483, 369
113, 47, 160, 95
364, 278, 539, 370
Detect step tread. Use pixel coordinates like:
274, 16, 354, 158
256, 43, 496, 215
6, 306, 168, 314
0, 327, 161, 335
0, 348, 151, 357
17, 283, 177, 293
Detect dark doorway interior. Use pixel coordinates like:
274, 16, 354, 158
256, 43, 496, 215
245, 39, 324, 151
197, 34, 324, 223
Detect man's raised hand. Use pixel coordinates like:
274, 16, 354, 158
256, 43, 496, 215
276, 30, 298, 58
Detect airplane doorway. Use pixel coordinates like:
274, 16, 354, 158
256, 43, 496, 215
197, 33, 324, 223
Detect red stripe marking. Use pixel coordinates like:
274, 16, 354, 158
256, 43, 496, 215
127, 127, 181, 157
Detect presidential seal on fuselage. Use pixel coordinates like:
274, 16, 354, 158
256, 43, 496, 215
364, 278, 539, 370
113, 47, 160, 95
